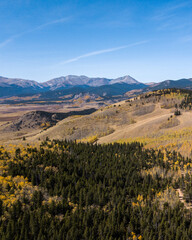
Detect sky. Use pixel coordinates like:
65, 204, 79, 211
0, 0, 192, 83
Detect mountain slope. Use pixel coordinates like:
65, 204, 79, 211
42, 75, 139, 90
149, 78, 192, 90
0, 76, 45, 97
38, 82, 147, 100
109, 75, 139, 84
43, 75, 111, 89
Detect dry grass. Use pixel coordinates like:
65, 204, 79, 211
115, 126, 192, 157
133, 104, 155, 116
25, 93, 186, 147
159, 116, 180, 129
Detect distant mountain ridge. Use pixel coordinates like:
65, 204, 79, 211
0, 76, 45, 97
1, 75, 192, 98
148, 78, 192, 91
0, 75, 142, 97
41, 75, 140, 88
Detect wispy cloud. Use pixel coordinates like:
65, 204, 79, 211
0, 17, 70, 48
152, 1, 192, 32
27, 17, 70, 32
153, 1, 190, 21
59, 41, 149, 65
0, 38, 15, 48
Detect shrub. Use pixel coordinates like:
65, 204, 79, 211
174, 109, 181, 116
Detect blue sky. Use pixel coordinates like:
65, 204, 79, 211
0, 0, 192, 83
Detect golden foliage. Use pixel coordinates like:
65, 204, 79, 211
154, 187, 179, 210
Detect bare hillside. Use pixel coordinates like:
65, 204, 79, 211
0, 108, 96, 142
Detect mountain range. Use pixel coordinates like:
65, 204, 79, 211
0, 75, 140, 97
0, 75, 192, 98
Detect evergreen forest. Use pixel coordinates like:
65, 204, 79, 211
0, 140, 192, 239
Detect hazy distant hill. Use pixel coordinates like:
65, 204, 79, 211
149, 78, 192, 90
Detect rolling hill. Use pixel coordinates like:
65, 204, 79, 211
3, 108, 96, 132
2, 88, 192, 158
24, 89, 192, 157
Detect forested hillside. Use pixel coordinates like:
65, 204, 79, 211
0, 140, 192, 239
